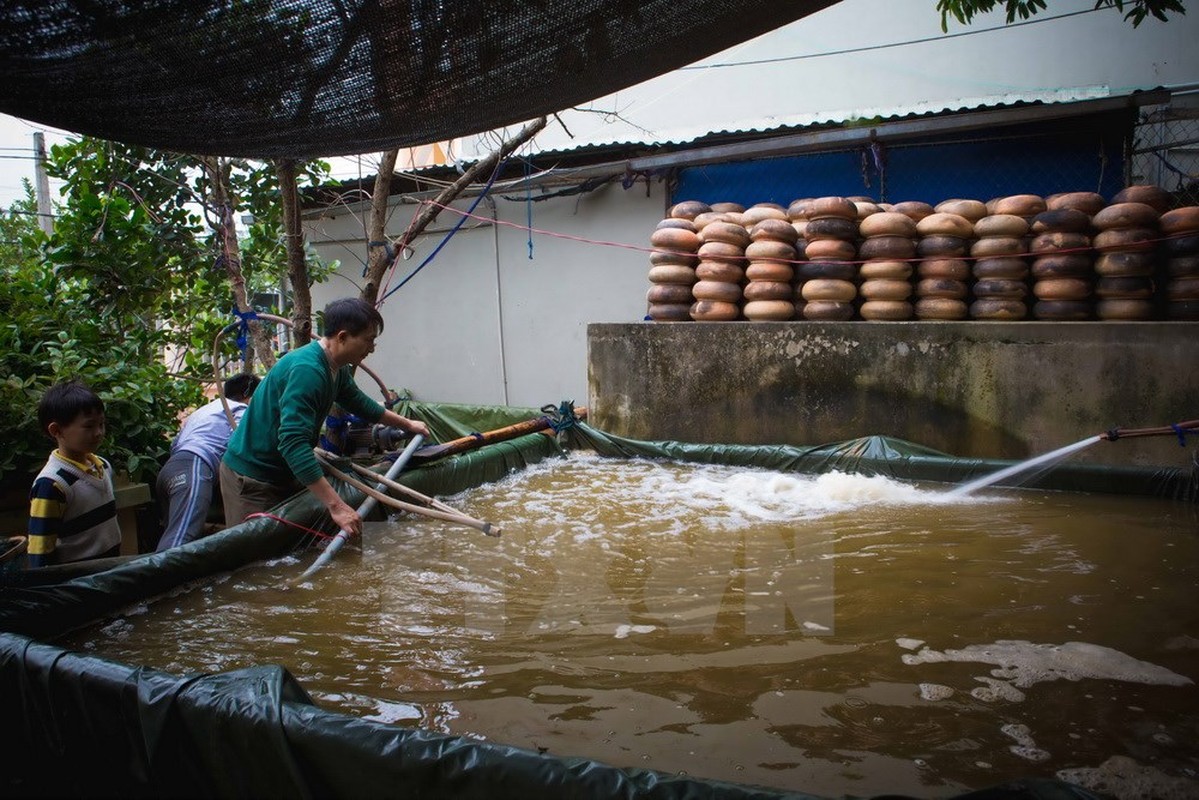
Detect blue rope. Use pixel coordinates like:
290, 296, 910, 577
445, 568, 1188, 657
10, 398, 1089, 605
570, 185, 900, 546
541, 400, 579, 433
525, 157, 534, 260
378, 157, 508, 304
231, 307, 259, 362
364, 240, 395, 277
1171, 423, 1190, 447
320, 413, 365, 454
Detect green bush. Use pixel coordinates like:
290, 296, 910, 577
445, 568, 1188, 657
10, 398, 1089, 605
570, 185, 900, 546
0, 193, 201, 484
0, 139, 331, 491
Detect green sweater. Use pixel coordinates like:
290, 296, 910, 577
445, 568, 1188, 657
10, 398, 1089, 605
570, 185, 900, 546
223, 341, 385, 486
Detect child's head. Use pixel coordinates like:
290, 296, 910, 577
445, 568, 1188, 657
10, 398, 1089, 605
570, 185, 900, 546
38, 380, 106, 459
224, 372, 261, 403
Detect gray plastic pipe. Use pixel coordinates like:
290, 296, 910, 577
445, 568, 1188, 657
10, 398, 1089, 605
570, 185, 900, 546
298, 433, 424, 580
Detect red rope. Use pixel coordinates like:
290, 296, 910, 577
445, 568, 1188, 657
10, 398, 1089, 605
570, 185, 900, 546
242, 512, 339, 541
420, 198, 1197, 268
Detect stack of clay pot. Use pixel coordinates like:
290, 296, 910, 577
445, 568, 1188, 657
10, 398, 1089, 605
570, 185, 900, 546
969, 212, 1030, 319
985, 194, 1082, 321
691, 203, 749, 321
1024, 192, 1103, 318
741, 203, 799, 320
786, 199, 812, 316
857, 210, 917, 320
1025, 201, 1095, 321
799, 196, 860, 320
646, 200, 707, 321
1097, 185, 1173, 319
913, 199, 981, 320
1087, 199, 1161, 322
1161, 205, 1199, 319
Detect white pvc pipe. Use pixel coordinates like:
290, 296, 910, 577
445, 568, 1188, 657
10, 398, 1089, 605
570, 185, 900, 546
298, 433, 424, 580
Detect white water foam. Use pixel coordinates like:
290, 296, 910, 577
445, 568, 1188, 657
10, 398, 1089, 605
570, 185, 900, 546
1001, 723, 1051, 762
902, 640, 1192, 688
683, 469, 962, 520
1058, 756, 1199, 800
918, 683, 955, 701
614, 623, 657, 639
447, 453, 979, 542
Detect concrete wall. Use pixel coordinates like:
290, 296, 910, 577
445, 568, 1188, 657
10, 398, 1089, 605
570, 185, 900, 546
306, 181, 663, 408
588, 322, 1199, 468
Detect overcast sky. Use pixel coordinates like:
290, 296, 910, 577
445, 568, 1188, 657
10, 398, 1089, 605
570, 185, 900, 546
0, 114, 65, 208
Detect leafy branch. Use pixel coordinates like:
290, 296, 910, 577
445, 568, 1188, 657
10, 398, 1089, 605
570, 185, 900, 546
938, 0, 1185, 30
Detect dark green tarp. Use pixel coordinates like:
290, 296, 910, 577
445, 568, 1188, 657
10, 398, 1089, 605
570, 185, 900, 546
2, 402, 1155, 798
565, 424, 1198, 501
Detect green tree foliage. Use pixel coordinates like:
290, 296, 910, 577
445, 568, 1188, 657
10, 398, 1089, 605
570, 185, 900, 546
938, 0, 1186, 30
220, 157, 336, 307
0, 189, 59, 482
0, 138, 331, 487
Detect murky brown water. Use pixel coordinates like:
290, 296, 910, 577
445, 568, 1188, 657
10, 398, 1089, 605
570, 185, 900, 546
62, 453, 1199, 798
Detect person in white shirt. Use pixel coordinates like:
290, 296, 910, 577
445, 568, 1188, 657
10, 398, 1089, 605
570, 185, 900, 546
155, 373, 260, 551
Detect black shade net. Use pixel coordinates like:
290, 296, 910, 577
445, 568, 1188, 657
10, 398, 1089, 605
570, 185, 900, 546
0, 0, 838, 158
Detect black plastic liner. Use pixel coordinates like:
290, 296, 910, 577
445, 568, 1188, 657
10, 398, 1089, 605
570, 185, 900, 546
0, 0, 839, 158
1, 406, 1146, 798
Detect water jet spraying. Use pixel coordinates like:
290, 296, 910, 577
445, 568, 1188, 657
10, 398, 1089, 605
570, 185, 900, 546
950, 418, 1198, 497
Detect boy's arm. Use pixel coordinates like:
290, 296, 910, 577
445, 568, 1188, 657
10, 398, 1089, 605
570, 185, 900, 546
27, 477, 66, 568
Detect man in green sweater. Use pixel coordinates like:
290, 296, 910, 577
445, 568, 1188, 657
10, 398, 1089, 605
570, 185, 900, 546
220, 297, 430, 536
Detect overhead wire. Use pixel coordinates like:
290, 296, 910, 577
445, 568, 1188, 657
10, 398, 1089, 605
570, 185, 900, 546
682, 7, 1103, 69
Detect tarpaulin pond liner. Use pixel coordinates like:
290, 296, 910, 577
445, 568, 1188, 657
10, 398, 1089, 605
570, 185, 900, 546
4, 400, 1186, 798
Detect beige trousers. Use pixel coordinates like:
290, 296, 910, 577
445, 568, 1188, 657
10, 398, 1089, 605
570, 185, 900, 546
218, 462, 302, 527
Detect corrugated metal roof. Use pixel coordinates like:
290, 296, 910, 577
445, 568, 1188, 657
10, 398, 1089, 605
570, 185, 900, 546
510, 88, 1166, 164
308, 88, 1170, 209
532, 87, 1119, 153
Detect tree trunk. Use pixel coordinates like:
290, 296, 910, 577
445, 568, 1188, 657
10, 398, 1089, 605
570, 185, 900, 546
361, 116, 548, 303
277, 159, 313, 348
362, 148, 399, 306
202, 156, 277, 372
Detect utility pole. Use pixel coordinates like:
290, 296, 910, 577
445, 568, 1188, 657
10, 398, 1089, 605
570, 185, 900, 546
32, 132, 53, 236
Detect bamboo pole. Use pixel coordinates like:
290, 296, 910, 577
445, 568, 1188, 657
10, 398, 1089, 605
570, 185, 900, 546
315, 453, 500, 537
1101, 418, 1199, 441
315, 449, 464, 517
410, 406, 587, 464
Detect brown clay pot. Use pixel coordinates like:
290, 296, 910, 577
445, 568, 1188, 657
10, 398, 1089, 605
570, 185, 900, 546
742, 300, 795, 321
648, 303, 693, 321
859, 300, 913, 320
690, 300, 741, 321
668, 200, 712, 220
647, 264, 697, 285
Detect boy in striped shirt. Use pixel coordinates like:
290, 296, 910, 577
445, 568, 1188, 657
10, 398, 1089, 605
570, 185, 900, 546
27, 380, 122, 567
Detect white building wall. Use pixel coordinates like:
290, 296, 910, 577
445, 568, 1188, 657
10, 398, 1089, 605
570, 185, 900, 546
307, 180, 662, 407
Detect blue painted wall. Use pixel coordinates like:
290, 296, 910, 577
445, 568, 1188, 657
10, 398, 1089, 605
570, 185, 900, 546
673, 111, 1129, 207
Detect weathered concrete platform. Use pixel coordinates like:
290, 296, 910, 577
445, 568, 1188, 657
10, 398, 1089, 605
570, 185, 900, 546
588, 321, 1199, 468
